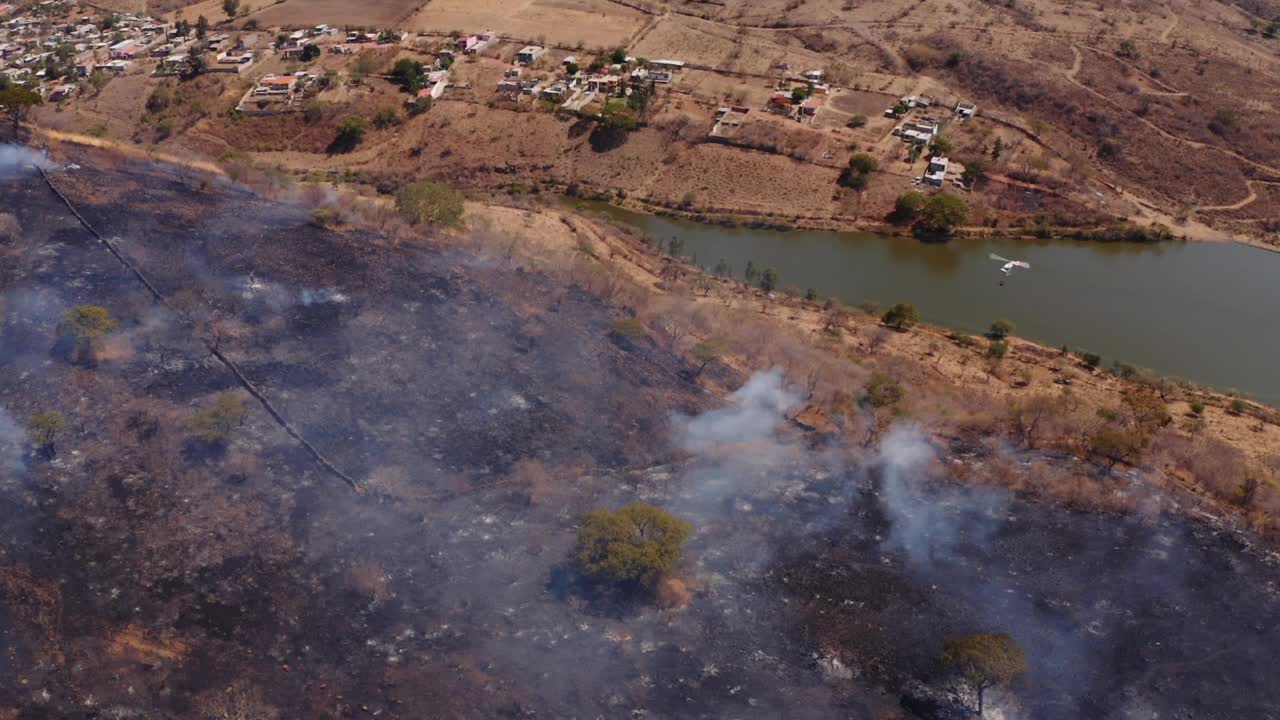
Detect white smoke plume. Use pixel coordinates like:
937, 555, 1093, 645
0, 145, 55, 180
0, 406, 27, 480
876, 423, 1008, 573
677, 368, 800, 454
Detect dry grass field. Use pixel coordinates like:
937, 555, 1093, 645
246, 0, 424, 28
407, 0, 647, 47
33, 0, 1280, 247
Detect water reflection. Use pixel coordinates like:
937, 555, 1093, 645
565, 199, 1277, 403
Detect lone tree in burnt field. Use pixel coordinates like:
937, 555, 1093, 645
576, 503, 691, 590
56, 304, 120, 365
942, 632, 1028, 716
27, 411, 65, 459
190, 393, 248, 445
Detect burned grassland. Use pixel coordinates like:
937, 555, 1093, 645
1, 154, 1279, 719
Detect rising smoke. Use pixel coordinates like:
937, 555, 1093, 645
0, 406, 26, 480
0, 145, 55, 179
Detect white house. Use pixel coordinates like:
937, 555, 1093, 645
924, 156, 949, 186
516, 45, 544, 64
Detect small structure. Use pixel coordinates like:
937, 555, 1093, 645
586, 74, 620, 94
46, 82, 74, 100
924, 156, 949, 186
955, 102, 977, 120
516, 45, 544, 64
154, 53, 189, 75
108, 39, 146, 59
253, 73, 297, 96
540, 81, 567, 101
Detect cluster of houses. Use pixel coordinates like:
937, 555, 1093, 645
0, 1, 164, 97
236, 70, 322, 112
0, 0, 280, 101
491, 47, 681, 110
765, 68, 829, 121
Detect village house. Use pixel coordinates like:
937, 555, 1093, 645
109, 39, 146, 59
516, 45, 544, 64
253, 73, 297, 96
45, 81, 73, 100
540, 81, 567, 101
154, 52, 188, 74
216, 49, 253, 65
585, 74, 620, 94
955, 102, 977, 120
924, 155, 949, 186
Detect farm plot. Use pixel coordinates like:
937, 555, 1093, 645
406, 0, 648, 48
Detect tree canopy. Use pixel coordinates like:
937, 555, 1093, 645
576, 503, 691, 587
882, 302, 920, 330
889, 191, 926, 224
942, 633, 1028, 716
862, 372, 904, 409
913, 194, 969, 239
57, 305, 119, 364
191, 393, 248, 444
0, 85, 42, 136
394, 180, 464, 226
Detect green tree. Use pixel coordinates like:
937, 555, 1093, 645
690, 339, 726, 376
372, 106, 400, 129
942, 633, 1028, 716
300, 43, 320, 62
847, 153, 879, 174
846, 113, 867, 128
804, 287, 819, 302
961, 156, 989, 184
394, 180, 464, 226
758, 267, 779, 293
330, 115, 367, 153
881, 302, 920, 330
222, 0, 239, 18
195, 14, 209, 39
862, 372, 903, 409
713, 258, 732, 278
914, 194, 969, 238
1117, 39, 1138, 59
576, 503, 690, 587
388, 58, 426, 92
28, 411, 65, 458
0, 85, 42, 136
57, 305, 119, 364
406, 95, 433, 115
890, 191, 926, 224
191, 393, 248, 444
1087, 426, 1149, 474
930, 134, 953, 155
987, 339, 1009, 358
564, 61, 580, 76
1229, 397, 1249, 416
744, 260, 759, 285
610, 317, 647, 338
790, 85, 810, 103
991, 136, 1003, 161
988, 319, 1015, 339
609, 47, 628, 64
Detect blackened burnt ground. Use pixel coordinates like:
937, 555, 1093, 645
0, 154, 1278, 719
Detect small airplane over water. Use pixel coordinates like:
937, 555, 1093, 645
989, 253, 1031, 286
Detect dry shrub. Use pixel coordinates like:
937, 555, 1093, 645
0, 213, 20, 240
1155, 432, 1254, 506
506, 458, 557, 506
656, 576, 692, 609
347, 560, 393, 604
196, 681, 279, 720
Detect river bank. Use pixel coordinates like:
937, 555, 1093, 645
556, 196, 1280, 405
